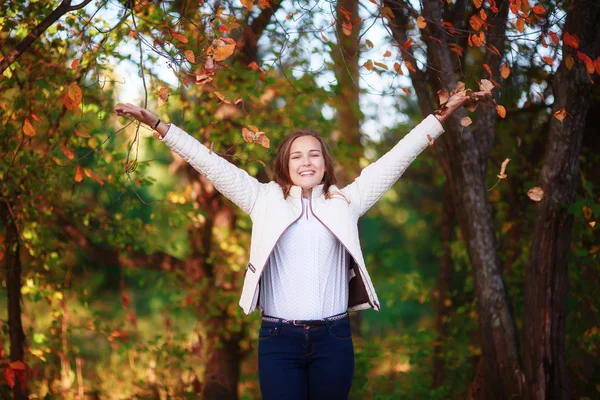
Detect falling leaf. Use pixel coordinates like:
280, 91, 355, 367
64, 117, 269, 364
363, 59, 373, 71
156, 87, 170, 107
482, 63, 492, 76
23, 119, 36, 137
71, 58, 79, 69
242, 127, 254, 143
437, 89, 449, 106
31, 113, 42, 122
564, 32, 580, 49
248, 61, 260, 70
214, 91, 232, 104
402, 87, 411, 95
461, 116, 473, 127
254, 132, 270, 148
527, 186, 544, 202
553, 108, 567, 122
68, 82, 83, 104
417, 16, 427, 29
170, 30, 188, 43
60, 144, 75, 160
542, 56, 553, 65
373, 61, 388, 70
394, 62, 403, 75
184, 50, 195, 63
426, 134, 435, 146
501, 63, 511, 79
84, 169, 104, 185
496, 104, 506, 118
497, 158, 510, 179
532, 4, 546, 14
75, 165, 84, 182
213, 38, 236, 61
577, 51, 595, 74
479, 79, 494, 91
366, 39, 374, 48
240, 0, 253, 11
74, 128, 91, 138
383, 50, 392, 57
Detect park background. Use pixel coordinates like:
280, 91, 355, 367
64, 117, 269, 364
0, 0, 599, 399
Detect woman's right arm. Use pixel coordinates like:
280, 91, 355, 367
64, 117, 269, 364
115, 103, 262, 215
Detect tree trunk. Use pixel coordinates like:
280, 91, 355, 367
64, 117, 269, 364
1, 201, 27, 400
523, 2, 600, 399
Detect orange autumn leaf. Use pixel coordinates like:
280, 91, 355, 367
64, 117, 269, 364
342, 21, 352, 36
496, 104, 506, 118
373, 61, 388, 70
383, 50, 392, 57
31, 113, 42, 122
75, 165, 84, 182
480, 9, 487, 20
402, 38, 413, 50
156, 87, 170, 107
74, 128, 91, 138
532, 4, 546, 14
577, 51, 595, 74
68, 82, 83, 104
62, 93, 78, 112
483, 63, 492, 76
170, 30, 188, 43
60, 144, 75, 160
4, 367, 15, 389
23, 119, 36, 137
516, 18, 524, 33
240, 0, 253, 11
501, 63, 511, 79
470, 14, 485, 31
71, 58, 79, 69
473, 0, 483, 8
365, 39, 374, 48
417, 16, 427, 29
564, 32, 580, 49
404, 60, 417, 72
394, 62, 403, 75
184, 50, 195, 63
84, 168, 104, 185
213, 38, 236, 61
437, 89, 450, 106
548, 31, 559, 45
402, 87, 411, 95
542, 56, 553, 65
594, 57, 600, 74
553, 108, 567, 122
565, 55, 574, 70
248, 61, 261, 70
363, 59, 373, 71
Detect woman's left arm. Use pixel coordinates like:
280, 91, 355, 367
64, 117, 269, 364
342, 90, 491, 216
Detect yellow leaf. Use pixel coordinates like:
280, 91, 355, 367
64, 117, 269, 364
342, 22, 352, 36
23, 119, 36, 137
373, 61, 388, 70
213, 38, 236, 61
184, 50, 195, 63
363, 59, 373, 71
74, 128, 91, 138
565, 55, 574, 70
68, 82, 83, 104
365, 39, 374, 48
417, 16, 427, 29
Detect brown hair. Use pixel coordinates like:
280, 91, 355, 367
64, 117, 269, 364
273, 130, 337, 198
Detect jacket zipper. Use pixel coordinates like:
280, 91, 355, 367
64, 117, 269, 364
307, 193, 376, 309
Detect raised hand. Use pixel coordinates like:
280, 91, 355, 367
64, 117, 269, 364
434, 87, 493, 124
114, 103, 159, 128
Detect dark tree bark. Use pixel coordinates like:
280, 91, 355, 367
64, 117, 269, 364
1, 201, 27, 400
524, 2, 600, 399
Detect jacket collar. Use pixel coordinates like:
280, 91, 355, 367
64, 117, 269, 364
288, 184, 326, 200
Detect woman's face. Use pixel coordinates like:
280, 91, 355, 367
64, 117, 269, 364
288, 135, 326, 193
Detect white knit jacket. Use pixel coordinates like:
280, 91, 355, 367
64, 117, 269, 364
160, 115, 444, 315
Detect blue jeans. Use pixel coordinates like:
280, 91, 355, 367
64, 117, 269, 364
258, 314, 355, 400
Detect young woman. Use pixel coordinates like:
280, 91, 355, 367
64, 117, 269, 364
115, 90, 489, 399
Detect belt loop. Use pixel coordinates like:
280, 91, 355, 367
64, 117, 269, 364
276, 317, 282, 335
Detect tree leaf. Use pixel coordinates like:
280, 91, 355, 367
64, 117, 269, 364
60, 144, 75, 160
84, 168, 104, 185
501, 63, 511, 79
240, 0, 253, 11
516, 18, 524, 33
383, 50, 392, 57
404, 60, 416, 72
565, 55, 574, 70
248, 61, 261, 70
342, 21, 352, 36
564, 32, 580, 49
74, 128, 91, 138
548, 31, 559, 45
553, 108, 567, 122
23, 119, 36, 137
577, 51, 595, 74
417, 16, 427, 29
532, 4, 546, 14
321, 33, 328, 43
156, 87, 170, 107
184, 50, 195, 63
482, 63, 492, 76
363, 59, 373, 71
365, 39, 374, 48
402, 38, 412, 50
496, 104, 506, 118
71, 58, 79, 69
4, 367, 15, 389
75, 165, 84, 182
437, 89, 449, 105
473, 0, 483, 8
68, 82, 83, 104
213, 38, 236, 61
479, 79, 494, 91
527, 187, 544, 201
497, 158, 510, 179
394, 62, 403, 75
373, 61, 388, 70
170, 30, 188, 43
402, 88, 411, 95
542, 56, 553, 65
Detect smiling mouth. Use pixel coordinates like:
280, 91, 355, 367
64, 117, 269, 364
299, 171, 315, 177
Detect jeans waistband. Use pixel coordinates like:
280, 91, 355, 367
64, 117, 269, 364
262, 311, 348, 326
